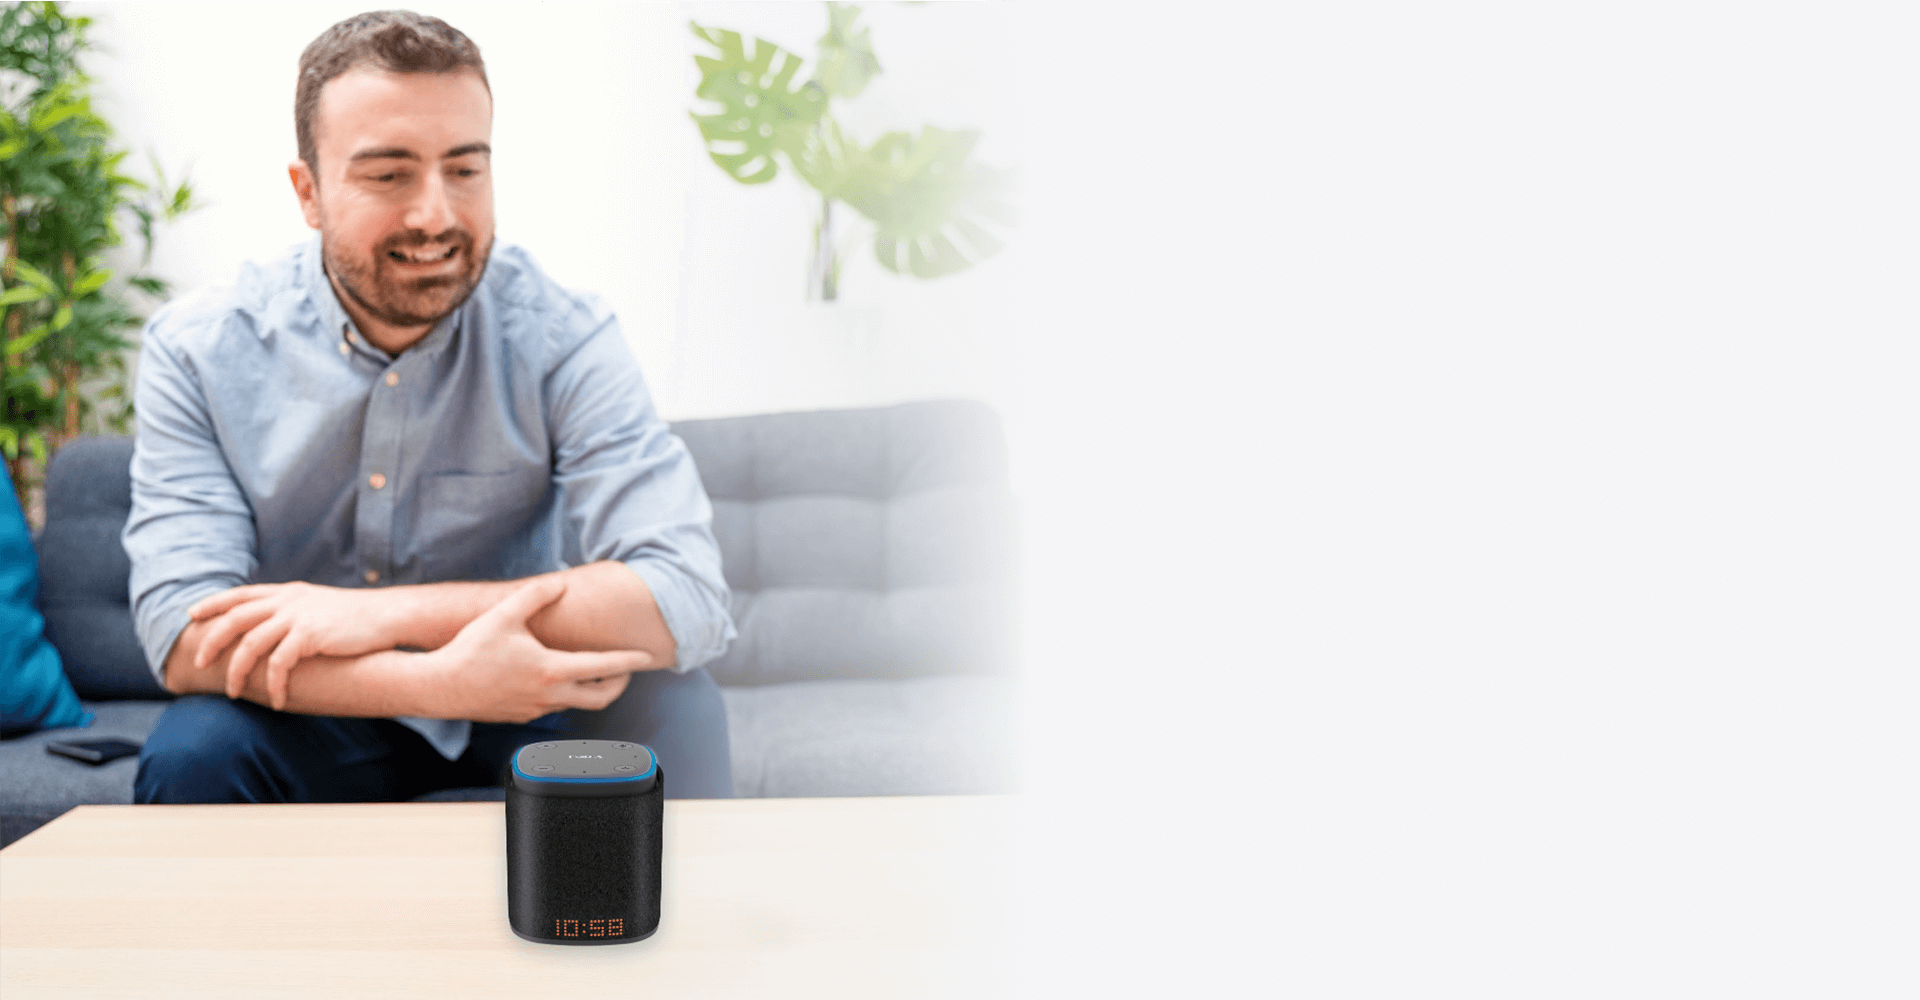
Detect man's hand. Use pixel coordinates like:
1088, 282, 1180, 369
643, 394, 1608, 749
190, 582, 398, 708
418, 576, 656, 724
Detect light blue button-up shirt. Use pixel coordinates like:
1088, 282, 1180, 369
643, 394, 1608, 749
123, 236, 734, 759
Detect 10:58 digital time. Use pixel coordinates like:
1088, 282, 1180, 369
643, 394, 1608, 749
553, 917, 624, 938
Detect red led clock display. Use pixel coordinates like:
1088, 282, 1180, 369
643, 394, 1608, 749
554, 917, 625, 938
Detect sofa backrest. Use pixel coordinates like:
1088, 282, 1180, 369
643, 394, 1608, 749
35, 436, 161, 699
677, 400, 1016, 686
35, 400, 1015, 697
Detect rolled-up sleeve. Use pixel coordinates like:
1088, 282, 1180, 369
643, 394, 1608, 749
123, 319, 258, 683
543, 306, 734, 672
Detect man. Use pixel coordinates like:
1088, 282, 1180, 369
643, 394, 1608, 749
123, 11, 736, 803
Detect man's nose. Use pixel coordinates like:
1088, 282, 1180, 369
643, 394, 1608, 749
403, 169, 458, 236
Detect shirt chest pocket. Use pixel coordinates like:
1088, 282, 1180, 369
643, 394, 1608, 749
407, 469, 551, 581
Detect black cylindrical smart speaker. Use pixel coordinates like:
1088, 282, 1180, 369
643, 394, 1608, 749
505, 739, 664, 945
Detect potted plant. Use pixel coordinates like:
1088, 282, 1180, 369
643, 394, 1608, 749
689, 2, 1013, 302
0, 0, 192, 523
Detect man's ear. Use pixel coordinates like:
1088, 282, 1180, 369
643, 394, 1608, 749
288, 160, 322, 230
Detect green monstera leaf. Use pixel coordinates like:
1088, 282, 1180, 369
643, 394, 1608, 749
687, 7, 1015, 293
815, 2, 880, 100
838, 127, 1015, 279
690, 22, 828, 184
778, 115, 861, 199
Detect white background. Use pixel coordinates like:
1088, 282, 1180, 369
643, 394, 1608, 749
1005, 4, 1917, 998
65, 3, 1920, 996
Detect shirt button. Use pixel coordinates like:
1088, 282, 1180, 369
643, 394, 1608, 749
338, 342, 349, 356
364, 569, 380, 584
368, 473, 387, 490
384, 371, 399, 387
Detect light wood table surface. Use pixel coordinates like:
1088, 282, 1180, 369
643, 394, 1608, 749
0, 796, 1009, 999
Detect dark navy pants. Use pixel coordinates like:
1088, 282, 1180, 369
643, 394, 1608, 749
133, 667, 733, 803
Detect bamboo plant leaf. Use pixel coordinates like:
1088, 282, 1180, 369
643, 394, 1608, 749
689, 22, 827, 184
839, 127, 1015, 278
5, 322, 53, 358
815, 3, 880, 101
27, 83, 85, 133
8, 258, 57, 295
0, 109, 24, 160
70, 267, 110, 296
0, 284, 48, 306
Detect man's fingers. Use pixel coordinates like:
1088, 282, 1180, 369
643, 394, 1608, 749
548, 648, 653, 683
263, 630, 306, 712
477, 576, 568, 630
558, 669, 634, 712
194, 601, 278, 669
225, 618, 292, 700
189, 585, 274, 621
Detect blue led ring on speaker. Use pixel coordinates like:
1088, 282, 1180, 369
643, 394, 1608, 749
510, 740, 659, 797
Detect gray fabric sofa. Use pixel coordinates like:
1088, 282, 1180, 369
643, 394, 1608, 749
0, 400, 1018, 847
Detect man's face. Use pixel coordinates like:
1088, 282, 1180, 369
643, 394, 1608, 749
292, 67, 494, 337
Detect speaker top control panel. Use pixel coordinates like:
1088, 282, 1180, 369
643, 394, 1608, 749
511, 739, 659, 797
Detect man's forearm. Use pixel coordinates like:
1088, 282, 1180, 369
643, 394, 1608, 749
164, 617, 432, 718
162, 559, 678, 716
165, 569, 653, 723
379, 560, 677, 666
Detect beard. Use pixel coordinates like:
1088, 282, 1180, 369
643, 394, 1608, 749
322, 224, 493, 331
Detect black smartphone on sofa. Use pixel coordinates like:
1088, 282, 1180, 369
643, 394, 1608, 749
45, 738, 142, 765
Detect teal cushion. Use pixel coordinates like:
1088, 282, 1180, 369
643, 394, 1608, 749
1, 469, 91, 734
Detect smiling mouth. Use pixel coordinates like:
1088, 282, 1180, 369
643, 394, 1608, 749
388, 244, 460, 264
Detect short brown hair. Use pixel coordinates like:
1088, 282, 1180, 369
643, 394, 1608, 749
295, 10, 489, 173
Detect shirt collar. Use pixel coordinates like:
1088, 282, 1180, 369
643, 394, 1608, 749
302, 234, 465, 363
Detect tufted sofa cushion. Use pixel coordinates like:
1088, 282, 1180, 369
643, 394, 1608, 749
676, 400, 1018, 686
35, 437, 167, 700
722, 677, 1016, 797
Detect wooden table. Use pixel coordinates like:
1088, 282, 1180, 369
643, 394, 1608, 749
0, 796, 1008, 999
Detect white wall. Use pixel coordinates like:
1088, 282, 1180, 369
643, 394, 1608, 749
71, 0, 1025, 422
